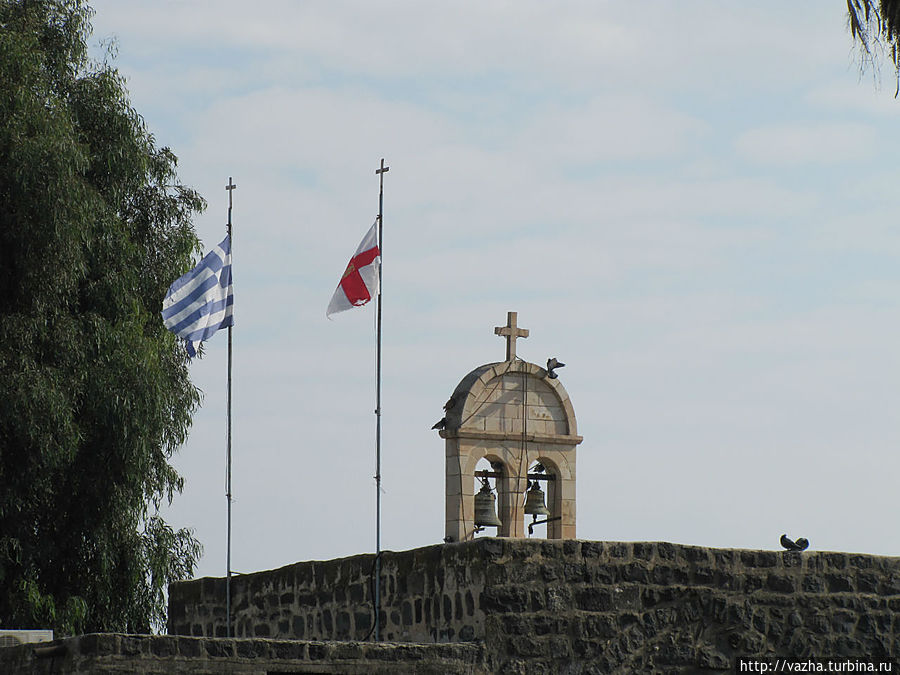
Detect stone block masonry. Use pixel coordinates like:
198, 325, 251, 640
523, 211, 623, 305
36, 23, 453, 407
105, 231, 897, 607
168, 538, 900, 672
0, 633, 485, 674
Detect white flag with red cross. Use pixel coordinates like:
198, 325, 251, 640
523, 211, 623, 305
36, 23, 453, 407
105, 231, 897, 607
327, 221, 381, 318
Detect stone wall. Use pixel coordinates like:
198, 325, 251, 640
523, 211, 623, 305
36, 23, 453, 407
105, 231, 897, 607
170, 544, 486, 643
0, 633, 486, 674
169, 538, 900, 672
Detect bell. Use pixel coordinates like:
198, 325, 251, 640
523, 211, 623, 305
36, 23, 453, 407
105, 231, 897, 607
523, 481, 550, 517
474, 482, 502, 528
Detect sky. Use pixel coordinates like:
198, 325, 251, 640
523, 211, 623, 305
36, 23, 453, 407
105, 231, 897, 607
87, 1, 900, 579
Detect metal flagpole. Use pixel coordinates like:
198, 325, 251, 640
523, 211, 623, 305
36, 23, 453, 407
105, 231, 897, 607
374, 158, 389, 642
225, 177, 236, 638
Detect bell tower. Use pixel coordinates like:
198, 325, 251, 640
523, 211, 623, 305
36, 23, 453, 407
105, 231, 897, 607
439, 312, 583, 542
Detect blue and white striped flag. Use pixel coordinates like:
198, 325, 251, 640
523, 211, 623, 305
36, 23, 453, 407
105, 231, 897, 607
161, 235, 234, 357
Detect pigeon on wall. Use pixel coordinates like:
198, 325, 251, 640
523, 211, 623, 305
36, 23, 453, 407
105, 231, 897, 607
546, 358, 565, 379
780, 534, 809, 551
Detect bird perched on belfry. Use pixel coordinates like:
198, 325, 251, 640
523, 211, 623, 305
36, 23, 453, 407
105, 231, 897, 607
780, 534, 809, 551
431, 418, 447, 430
546, 357, 565, 379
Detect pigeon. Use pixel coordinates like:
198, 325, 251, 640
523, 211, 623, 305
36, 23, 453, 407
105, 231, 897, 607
431, 418, 447, 430
546, 357, 565, 379
532, 463, 546, 473
780, 534, 808, 551
443, 397, 456, 412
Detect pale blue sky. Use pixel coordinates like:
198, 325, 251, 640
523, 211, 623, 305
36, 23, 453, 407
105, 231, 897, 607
89, 1, 900, 578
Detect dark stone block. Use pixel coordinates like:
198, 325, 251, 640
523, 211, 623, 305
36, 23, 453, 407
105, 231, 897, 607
821, 553, 848, 569
633, 543, 655, 560
613, 586, 641, 611
459, 624, 476, 641
416, 598, 423, 623
236, 639, 266, 658
465, 590, 475, 617
802, 575, 826, 593
336, 611, 352, 638
150, 637, 176, 657
349, 583, 365, 604
782, 551, 803, 568
507, 635, 548, 657
253, 623, 270, 638
481, 586, 529, 613
575, 587, 613, 611
832, 610, 858, 634
272, 640, 305, 660
401, 600, 413, 625
857, 572, 880, 593
745, 575, 765, 593
622, 562, 650, 583
579, 613, 618, 638
581, 542, 603, 558
332, 642, 364, 659
291, 615, 305, 639
78, 634, 118, 656
279, 591, 294, 604
308, 642, 328, 660
502, 614, 532, 635
443, 594, 453, 622
740, 551, 776, 568
684, 546, 711, 564
766, 574, 795, 593
480, 537, 505, 559
656, 542, 678, 561
573, 638, 604, 658
204, 638, 234, 658
532, 615, 556, 636
176, 637, 202, 658
712, 549, 737, 567
545, 585, 572, 611
354, 610, 371, 632
322, 609, 333, 633
562, 562, 589, 583
826, 574, 853, 592
541, 541, 562, 559
607, 542, 630, 558
651, 565, 689, 585
455, 591, 463, 620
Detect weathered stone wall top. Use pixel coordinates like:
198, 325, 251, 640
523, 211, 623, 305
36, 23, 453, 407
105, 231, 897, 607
169, 539, 900, 673
0, 633, 487, 674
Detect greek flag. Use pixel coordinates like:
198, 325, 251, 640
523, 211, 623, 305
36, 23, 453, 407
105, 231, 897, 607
161, 235, 234, 357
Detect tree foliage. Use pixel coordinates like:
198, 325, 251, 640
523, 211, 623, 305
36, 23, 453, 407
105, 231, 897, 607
0, 0, 204, 634
847, 0, 900, 89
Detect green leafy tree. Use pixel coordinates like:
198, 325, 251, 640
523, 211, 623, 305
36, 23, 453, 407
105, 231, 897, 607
0, 0, 204, 634
847, 0, 900, 88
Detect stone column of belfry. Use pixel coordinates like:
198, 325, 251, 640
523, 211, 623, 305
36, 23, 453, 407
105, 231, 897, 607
439, 312, 582, 542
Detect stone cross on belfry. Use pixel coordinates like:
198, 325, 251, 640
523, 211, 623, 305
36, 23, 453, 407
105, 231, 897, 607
494, 311, 529, 361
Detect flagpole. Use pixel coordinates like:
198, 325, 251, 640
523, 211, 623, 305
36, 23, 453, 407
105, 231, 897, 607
374, 158, 389, 642
225, 177, 236, 638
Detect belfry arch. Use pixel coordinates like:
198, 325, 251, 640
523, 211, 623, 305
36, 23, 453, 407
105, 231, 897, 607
438, 312, 582, 542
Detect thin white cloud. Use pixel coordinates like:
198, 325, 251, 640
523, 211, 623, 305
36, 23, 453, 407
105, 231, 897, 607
735, 122, 877, 166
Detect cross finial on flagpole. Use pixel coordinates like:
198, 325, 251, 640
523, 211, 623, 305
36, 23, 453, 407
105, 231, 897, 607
495, 311, 529, 361
375, 159, 389, 211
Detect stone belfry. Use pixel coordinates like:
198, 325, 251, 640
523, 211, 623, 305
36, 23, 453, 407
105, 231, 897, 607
439, 312, 582, 541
